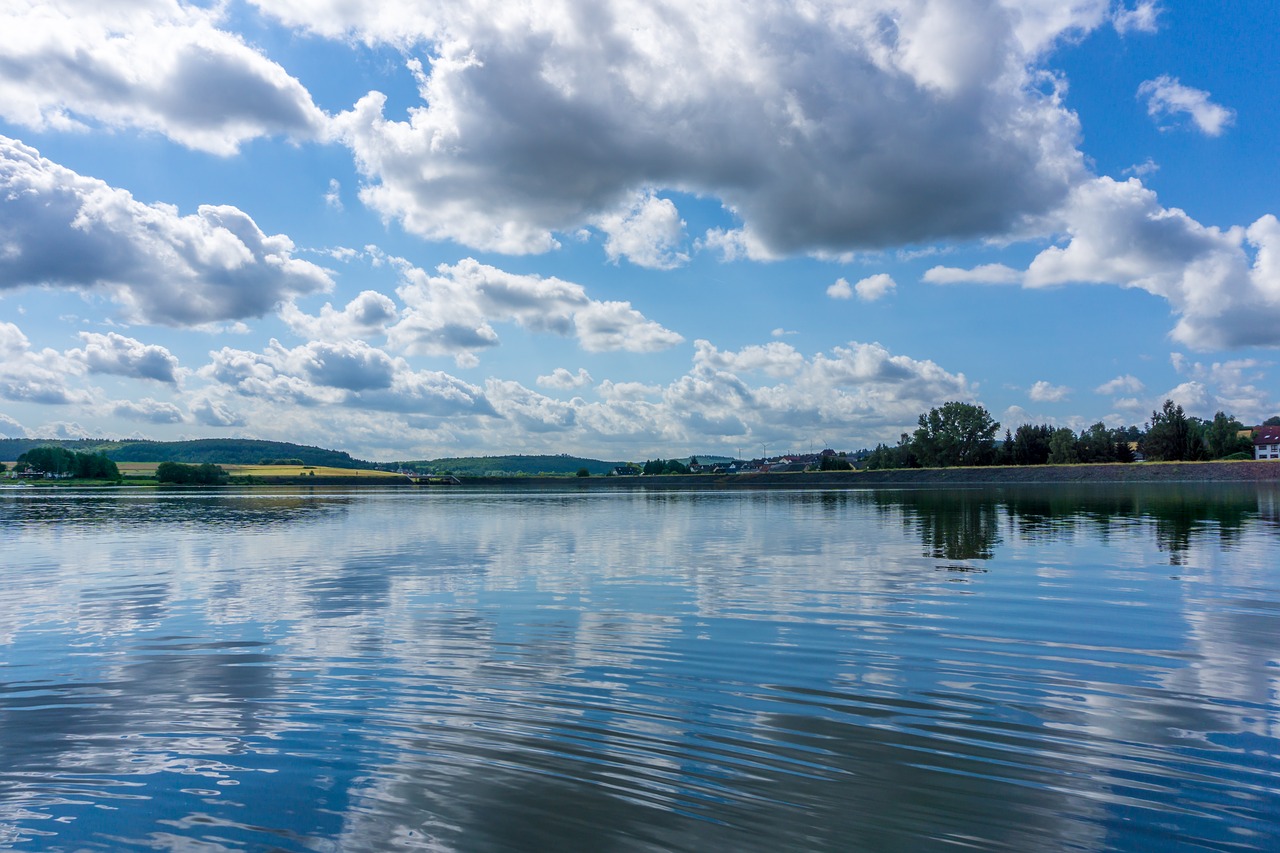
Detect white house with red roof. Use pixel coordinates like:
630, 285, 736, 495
1254, 426, 1280, 460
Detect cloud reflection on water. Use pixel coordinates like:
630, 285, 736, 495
0, 484, 1277, 850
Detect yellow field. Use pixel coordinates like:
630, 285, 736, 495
222, 464, 404, 478
115, 462, 402, 479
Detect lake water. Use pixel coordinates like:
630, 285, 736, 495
1, 483, 1278, 851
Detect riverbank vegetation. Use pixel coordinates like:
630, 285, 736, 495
10, 446, 120, 481
865, 400, 1261, 470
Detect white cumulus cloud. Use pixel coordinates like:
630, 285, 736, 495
67, 332, 181, 384
854, 273, 897, 301
0, 0, 327, 155
388, 258, 681, 360
1029, 380, 1071, 403
1095, 374, 1145, 396
920, 177, 1280, 350
537, 368, 593, 390
827, 278, 854, 300
0, 137, 334, 325
306, 0, 1089, 257
595, 191, 689, 269
1138, 75, 1234, 137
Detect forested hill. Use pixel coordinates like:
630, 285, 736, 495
400, 455, 623, 476
0, 438, 371, 468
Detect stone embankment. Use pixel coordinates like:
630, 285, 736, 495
460, 460, 1280, 490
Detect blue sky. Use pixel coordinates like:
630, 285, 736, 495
1, 0, 1276, 461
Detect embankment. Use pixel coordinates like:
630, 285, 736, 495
456, 460, 1280, 490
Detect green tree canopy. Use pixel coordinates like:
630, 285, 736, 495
912, 402, 1000, 468
1203, 412, 1252, 459
1142, 400, 1206, 462
17, 446, 119, 479
157, 461, 228, 485
1047, 427, 1079, 464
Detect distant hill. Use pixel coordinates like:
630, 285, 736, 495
395, 454, 624, 477
0, 438, 371, 468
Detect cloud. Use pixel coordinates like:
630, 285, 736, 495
1122, 158, 1159, 178
33, 421, 93, 440
1095, 374, 1145, 396
388, 258, 681, 359
573, 301, 685, 353
536, 368, 593, 390
0, 413, 28, 438
310, 0, 1090, 257
1112, 2, 1161, 35
202, 339, 497, 417
826, 278, 853, 300
0, 1, 327, 155
1138, 76, 1234, 136
473, 338, 969, 454
1168, 357, 1274, 422
190, 397, 246, 428
923, 263, 1023, 285
67, 332, 181, 384
854, 273, 897, 302
0, 137, 334, 325
595, 191, 689, 269
1028, 380, 1070, 403
0, 321, 90, 406
930, 177, 1280, 350
694, 341, 807, 379
110, 398, 186, 424
325, 179, 344, 211
280, 290, 400, 342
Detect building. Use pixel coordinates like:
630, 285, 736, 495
1253, 426, 1280, 460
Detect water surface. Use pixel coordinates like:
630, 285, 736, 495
1, 484, 1278, 851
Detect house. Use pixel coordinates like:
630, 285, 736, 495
1253, 426, 1280, 460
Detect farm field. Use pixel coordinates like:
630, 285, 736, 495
115, 463, 404, 479
224, 464, 404, 479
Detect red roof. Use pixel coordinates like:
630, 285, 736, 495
1253, 426, 1280, 445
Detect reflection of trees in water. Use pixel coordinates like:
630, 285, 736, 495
1001, 485, 1260, 566
0, 490, 354, 532
871, 485, 1270, 565
873, 490, 1002, 561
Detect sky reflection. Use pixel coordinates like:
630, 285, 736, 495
0, 484, 1277, 851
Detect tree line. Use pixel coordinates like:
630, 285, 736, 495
12, 446, 120, 479
866, 400, 1268, 470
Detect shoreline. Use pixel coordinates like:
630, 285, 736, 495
451, 460, 1280, 490
10, 460, 1279, 490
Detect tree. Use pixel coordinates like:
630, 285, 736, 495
865, 433, 919, 469
1265, 416, 1280, 427
1047, 427, 1079, 464
1074, 422, 1112, 463
1203, 411, 1253, 459
1006, 424, 1053, 465
576, 467, 590, 477
819, 454, 853, 471
912, 402, 999, 468
157, 461, 228, 485
16, 446, 118, 479
17, 446, 76, 475
1142, 400, 1206, 462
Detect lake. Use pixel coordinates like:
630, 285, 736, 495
1, 483, 1278, 851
